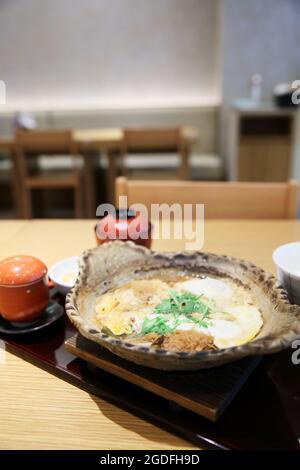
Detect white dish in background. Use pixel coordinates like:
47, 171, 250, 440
49, 256, 79, 295
272, 242, 300, 304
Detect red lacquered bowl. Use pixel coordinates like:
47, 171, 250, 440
95, 209, 152, 248
0, 255, 49, 323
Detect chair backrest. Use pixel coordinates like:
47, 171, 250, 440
115, 177, 299, 219
15, 129, 78, 179
15, 129, 75, 154
123, 127, 183, 152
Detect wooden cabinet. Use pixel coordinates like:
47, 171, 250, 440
228, 105, 296, 182
239, 136, 290, 182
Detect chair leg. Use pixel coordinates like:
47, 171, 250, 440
178, 146, 189, 180
74, 184, 83, 218
20, 186, 33, 219
83, 153, 96, 218
11, 150, 22, 218
107, 151, 116, 205
120, 151, 128, 177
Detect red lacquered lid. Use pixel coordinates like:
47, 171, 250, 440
0, 255, 47, 286
95, 209, 151, 241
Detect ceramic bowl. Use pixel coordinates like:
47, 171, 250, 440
0, 255, 49, 324
273, 242, 300, 304
95, 209, 152, 248
49, 256, 79, 295
66, 242, 300, 371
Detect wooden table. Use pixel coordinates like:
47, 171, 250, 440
0, 128, 199, 218
2, 218, 297, 450
74, 127, 199, 212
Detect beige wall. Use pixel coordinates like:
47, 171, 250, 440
1, 0, 299, 160
0, 0, 220, 110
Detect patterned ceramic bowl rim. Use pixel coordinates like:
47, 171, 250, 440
66, 241, 300, 370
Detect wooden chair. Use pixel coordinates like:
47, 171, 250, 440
15, 130, 83, 218
115, 177, 298, 219
121, 128, 189, 179
0, 139, 21, 217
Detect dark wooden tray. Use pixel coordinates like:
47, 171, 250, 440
65, 334, 261, 422
1, 292, 299, 449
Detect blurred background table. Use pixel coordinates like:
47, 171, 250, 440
73, 128, 125, 213
0, 127, 200, 218
0, 218, 300, 449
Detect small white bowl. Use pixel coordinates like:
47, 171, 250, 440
49, 256, 79, 295
272, 242, 300, 304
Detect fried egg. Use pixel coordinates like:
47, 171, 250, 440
176, 278, 233, 303
175, 277, 263, 348
176, 306, 263, 349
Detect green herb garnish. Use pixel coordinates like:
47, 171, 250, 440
141, 290, 216, 336
140, 315, 175, 335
